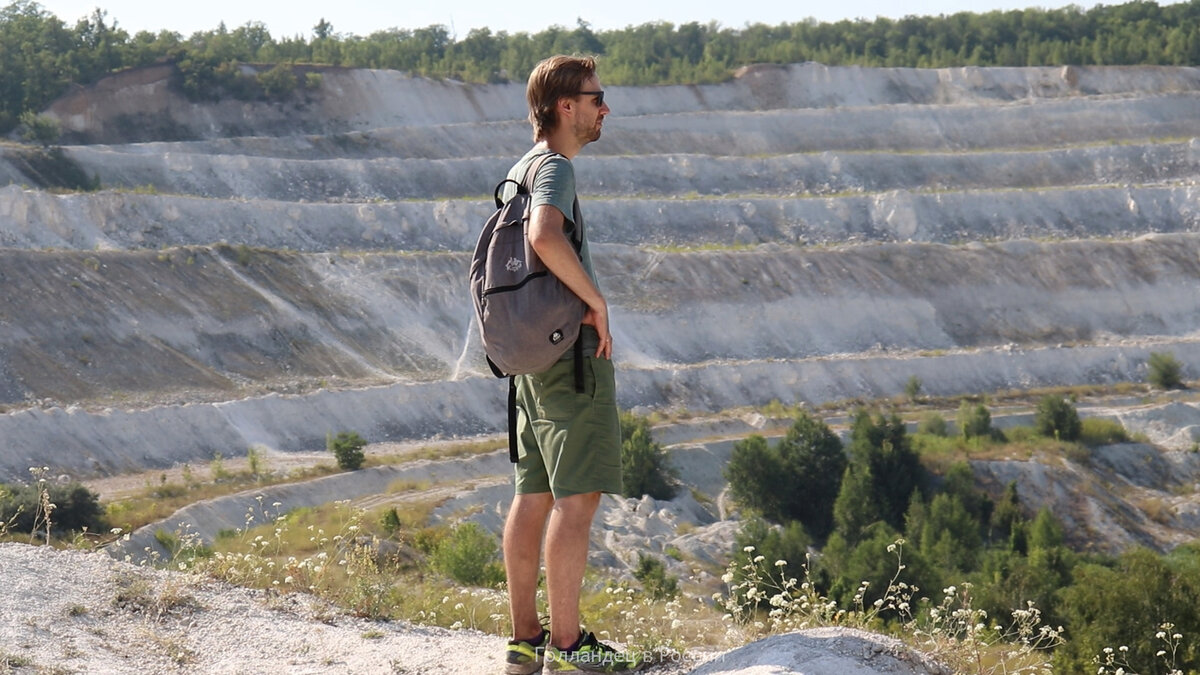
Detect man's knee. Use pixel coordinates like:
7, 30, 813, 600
552, 491, 601, 521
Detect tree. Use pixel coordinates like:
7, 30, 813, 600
1034, 395, 1082, 441
917, 412, 948, 437
313, 18, 333, 40
430, 521, 504, 586
904, 375, 922, 400
327, 431, 366, 470
620, 412, 678, 500
633, 553, 679, 600
846, 409, 923, 531
17, 110, 59, 146
776, 412, 846, 538
1148, 351, 1184, 389
957, 399, 992, 441
725, 412, 845, 538
257, 62, 297, 99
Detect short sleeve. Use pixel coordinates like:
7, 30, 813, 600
530, 155, 577, 227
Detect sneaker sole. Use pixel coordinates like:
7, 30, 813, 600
505, 662, 544, 675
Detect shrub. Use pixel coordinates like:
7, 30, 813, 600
430, 521, 504, 587
328, 431, 367, 471
1148, 351, 1183, 389
904, 375, 922, 400
620, 412, 678, 500
1080, 418, 1129, 446
0, 480, 104, 535
1034, 395, 1082, 442
633, 553, 679, 600
18, 111, 60, 146
258, 63, 298, 99
957, 400, 992, 441
917, 412, 948, 437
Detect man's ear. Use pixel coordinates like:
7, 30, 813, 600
557, 96, 575, 119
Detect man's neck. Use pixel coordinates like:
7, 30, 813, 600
538, 131, 582, 160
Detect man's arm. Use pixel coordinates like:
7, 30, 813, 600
527, 204, 612, 359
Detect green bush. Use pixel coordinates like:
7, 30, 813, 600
957, 400, 992, 441
328, 431, 367, 471
620, 412, 678, 500
904, 375, 922, 400
1034, 395, 1082, 442
917, 412, 948, 437
633, 553, 679, 600
1079, 418, 1129, 446
430, 521, 504, 587
258, 63, 298, 99
18, 111, 60, 146
0, 481, 104, 535
1148, 351, 1183, 389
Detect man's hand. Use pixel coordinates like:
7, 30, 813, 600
582, 302, 611, 359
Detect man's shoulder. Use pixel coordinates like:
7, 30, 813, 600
510, 149, 573, 179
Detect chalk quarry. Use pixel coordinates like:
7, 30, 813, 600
1, 60, 1199, 673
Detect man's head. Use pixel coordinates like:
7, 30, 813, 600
526, 55, 608, 143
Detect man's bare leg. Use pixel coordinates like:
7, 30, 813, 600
544, 491, 602, 648
505, 492, 555, 640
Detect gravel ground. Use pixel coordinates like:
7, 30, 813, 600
0, 543, 715, 674
0, 543, 953, 674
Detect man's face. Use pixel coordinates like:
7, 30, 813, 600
572, 75, 610, 145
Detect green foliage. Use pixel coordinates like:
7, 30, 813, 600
327, 431, 366, 471
209, 452, 232, 481
619, 412, 678, 500
1080, 417, 1130, 447
904, 375, 922, 399
846, 409, 923, 532
633, 553, 679, 600
0, 480, 104, 535
725, 412, 846, 538
379, 507, 402, 536
17, 110, 59, 145
246, 446, 266, 477
1034, 395, 1082, 441
429, 521, 504, 587
257, 62, 298, 99
1148, 351, 1184, 389
729, 517, 811, 608
917, 412, 948, 437
956, 399, 992, 441
1055, 547, 1200, 674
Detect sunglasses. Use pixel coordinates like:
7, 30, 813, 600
577, 90, 605, 107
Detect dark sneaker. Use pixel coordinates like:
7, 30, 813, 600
544, 631, 648, 672
506, 628, 550, 674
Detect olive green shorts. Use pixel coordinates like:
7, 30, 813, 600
513, 355, 623, 498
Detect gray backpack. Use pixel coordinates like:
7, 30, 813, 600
470, 153, 587, 460
470, 152, 586, 378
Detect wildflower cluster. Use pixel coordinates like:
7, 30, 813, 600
717, 540, 915, 640
1094, 623, 1186, 675
908, 583, 1064, 674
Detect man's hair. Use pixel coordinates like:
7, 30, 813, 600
526, 55, 597, 141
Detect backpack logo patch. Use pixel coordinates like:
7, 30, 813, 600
505, 257, 524, 273
549, 329, 565, 344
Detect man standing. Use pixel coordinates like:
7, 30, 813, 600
501, 55, 644, 674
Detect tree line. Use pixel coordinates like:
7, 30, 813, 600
3, 0, 1200, 132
